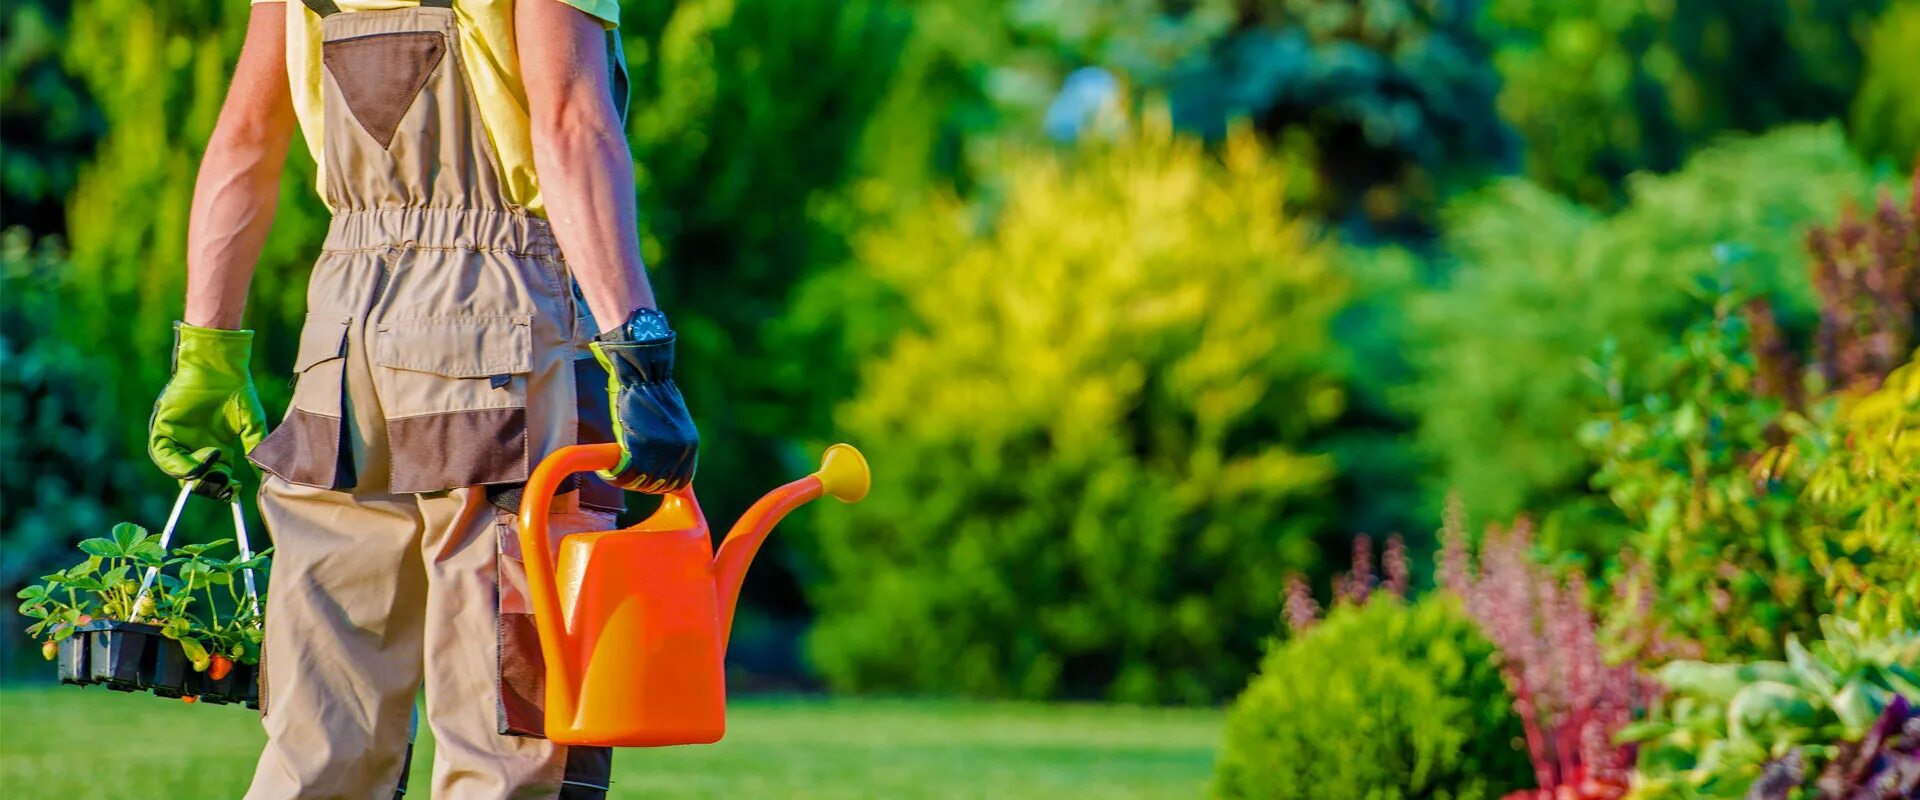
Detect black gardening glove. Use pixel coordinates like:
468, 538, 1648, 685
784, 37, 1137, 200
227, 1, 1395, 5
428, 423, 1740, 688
589, 309, 698, 493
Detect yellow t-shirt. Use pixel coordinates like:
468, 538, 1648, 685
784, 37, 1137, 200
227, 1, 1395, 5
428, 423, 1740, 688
255, 0, 626, 217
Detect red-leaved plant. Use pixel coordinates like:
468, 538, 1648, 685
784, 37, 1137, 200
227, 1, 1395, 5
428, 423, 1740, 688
1283, 533, 1409, 632
1803, 166, 1919, 392
1438, 499, 1655, 800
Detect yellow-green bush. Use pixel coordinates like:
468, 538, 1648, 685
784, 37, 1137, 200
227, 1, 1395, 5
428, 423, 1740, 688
804, 115, 1348, 703
1780, 353, 1920, 636
1213, 597, 1530, 800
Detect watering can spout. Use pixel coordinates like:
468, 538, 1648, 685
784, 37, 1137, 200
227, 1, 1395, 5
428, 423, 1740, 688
515, 442, 869, 746
712, 444, 870, 649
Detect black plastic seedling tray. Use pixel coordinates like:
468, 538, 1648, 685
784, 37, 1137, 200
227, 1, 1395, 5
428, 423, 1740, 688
58, 620, 258, 709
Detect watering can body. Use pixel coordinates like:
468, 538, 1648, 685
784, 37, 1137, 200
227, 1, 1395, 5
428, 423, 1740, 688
517, 443, 869, 747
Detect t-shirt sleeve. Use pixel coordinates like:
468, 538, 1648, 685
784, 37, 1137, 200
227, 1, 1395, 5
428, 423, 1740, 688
556, 0, 619, 27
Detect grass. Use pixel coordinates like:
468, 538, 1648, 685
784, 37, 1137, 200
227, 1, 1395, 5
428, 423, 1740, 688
0, 684, 1223, 798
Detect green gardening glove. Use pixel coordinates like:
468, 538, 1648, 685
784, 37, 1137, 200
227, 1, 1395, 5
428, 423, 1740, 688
148, 322, 269, 502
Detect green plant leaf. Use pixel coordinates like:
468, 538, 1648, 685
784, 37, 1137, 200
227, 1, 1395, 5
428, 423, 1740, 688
1725, 682, 1821, 746
1659, 661, 1799, 701
1615, 720, 1674, 742
76, 539, 118, 558
110, 522, 147, 549
1785, 636, 1838, 701
98, 564, 130, 586
1828, 681, 1886, 737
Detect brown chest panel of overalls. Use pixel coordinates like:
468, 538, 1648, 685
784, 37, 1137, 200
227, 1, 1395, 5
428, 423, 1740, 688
248, 0, 619, 514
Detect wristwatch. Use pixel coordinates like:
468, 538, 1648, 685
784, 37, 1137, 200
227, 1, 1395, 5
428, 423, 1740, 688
595, 308, 675, 345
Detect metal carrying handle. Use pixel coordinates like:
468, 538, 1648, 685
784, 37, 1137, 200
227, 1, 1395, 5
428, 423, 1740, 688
132, 481, 260, 618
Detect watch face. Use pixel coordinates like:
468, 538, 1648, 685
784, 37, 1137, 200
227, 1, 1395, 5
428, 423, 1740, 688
627, 309, 675, 343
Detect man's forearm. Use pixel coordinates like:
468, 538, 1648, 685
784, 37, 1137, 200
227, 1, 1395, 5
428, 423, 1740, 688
520, 1, 656, 334
185, 127, 293, 329
533, 110, 656, 331
184, 3, 296, 330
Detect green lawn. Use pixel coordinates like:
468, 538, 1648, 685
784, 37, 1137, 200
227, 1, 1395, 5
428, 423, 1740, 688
0, 685, 1223, 798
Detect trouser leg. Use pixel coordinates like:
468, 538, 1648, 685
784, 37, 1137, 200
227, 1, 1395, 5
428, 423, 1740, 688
245, 476, 426, 800
419, 488, 615, 799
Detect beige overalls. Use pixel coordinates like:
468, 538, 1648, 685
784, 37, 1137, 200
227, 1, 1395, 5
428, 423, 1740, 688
245, 1, 620, 796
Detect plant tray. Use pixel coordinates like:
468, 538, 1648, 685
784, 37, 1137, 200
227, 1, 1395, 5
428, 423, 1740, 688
58, 620, 258, 709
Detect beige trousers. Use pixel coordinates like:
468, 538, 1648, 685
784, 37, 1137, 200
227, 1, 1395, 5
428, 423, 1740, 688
246, 480, 612, 799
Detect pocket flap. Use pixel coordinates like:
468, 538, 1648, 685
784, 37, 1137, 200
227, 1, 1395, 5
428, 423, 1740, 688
292, 314, 351, 373
373, 315, 532, 378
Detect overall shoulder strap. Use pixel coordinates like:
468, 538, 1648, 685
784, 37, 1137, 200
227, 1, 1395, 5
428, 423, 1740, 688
301, 0, 452, 16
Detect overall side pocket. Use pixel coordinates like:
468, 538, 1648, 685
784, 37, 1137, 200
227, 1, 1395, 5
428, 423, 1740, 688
493, 494, 616, 737
249, 314, 353, 489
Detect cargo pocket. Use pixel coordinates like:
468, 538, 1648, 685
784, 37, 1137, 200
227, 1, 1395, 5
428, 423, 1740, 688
373, 314, 533, 494
494, 498, 616, 738
250, 314, 353, 489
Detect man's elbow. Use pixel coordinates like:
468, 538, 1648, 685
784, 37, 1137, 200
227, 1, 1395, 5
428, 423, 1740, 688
207, 107, 293, 158
530, 92, 625, 156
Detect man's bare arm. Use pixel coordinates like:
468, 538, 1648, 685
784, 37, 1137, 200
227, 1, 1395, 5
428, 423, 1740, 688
518, 0, 657, 331
184, 3, 297, 330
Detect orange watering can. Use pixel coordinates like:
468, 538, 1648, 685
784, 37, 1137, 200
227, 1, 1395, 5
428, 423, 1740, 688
515, 442, 870, 747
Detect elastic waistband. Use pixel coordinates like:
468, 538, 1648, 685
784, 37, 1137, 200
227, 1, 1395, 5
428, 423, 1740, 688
323, 208, 563, 260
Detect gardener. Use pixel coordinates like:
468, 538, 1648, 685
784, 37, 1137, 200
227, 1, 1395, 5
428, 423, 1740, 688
143, 0, 696, 796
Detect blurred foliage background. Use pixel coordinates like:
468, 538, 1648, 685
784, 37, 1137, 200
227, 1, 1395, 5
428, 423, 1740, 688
0, 0, 1914, 742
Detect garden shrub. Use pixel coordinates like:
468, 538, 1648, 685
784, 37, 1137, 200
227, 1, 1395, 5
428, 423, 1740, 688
1585, 170, 1916, 663
1212, 597, 1531, 800
0, 0, 101, 235
804, 115, 1348, 703
1773, 354, 1920, 638
1585, 295, 1825, 661
1801, 170, 1918, 392
1763, 175, 1920, 637
0, 230, 163, 671
1850, 2, 1920, 170
1406, 125, 1873, 527
615, 0, 911, 528
1483, 0, 1885, 205
1002, 0, 1511, 228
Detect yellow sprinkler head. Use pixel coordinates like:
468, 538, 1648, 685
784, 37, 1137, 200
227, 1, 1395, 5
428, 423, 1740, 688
812, 444, 871, 504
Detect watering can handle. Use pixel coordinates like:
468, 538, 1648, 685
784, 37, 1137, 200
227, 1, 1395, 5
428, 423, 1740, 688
515, 444, 623, 710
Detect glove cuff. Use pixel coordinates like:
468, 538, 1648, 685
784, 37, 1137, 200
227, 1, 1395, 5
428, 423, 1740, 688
591, 337, 676, 384
173, 321, 255, 377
